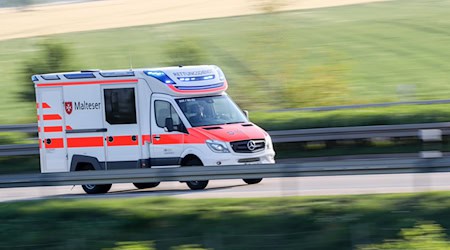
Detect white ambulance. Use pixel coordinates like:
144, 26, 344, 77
33, 65, 275, 194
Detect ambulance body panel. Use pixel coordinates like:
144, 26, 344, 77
33, 65, 275, 188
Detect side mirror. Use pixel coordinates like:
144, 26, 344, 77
164, 117, 174, 132
243, 110, 249, 119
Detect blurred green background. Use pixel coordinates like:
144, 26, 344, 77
0, 0, 449, 125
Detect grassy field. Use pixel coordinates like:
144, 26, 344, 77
0, 0, 449, 125
0, 193, 449, 249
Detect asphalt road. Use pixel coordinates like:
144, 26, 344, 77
1, 172, 450, 202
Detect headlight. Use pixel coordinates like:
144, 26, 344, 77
265, 135, 273, 150
206, 140, 230, 153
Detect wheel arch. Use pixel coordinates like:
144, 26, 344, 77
70, 155, 104, 172
181, 154, 203, 166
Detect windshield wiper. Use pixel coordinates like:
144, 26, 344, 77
225, 121, 245, 125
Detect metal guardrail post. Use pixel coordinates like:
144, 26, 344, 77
419, 129, 442, 159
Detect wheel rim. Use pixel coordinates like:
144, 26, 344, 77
85, 184, 96, 190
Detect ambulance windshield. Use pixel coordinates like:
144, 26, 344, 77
176, 95, 248, 127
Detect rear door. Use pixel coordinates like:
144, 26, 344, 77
37, 87, 68, 173
102, 85, 142, 169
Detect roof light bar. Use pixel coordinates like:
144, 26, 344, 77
178, 75, 215, 82
144, 70, 175, 84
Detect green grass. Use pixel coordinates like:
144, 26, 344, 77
0, 0, 450, 125
252, 103, 450, 130
0, 193, 449, 249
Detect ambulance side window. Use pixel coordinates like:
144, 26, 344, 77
104, 88, 137, 124
155, 100, 181, 129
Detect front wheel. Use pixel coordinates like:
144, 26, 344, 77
184, 158, 209, 190
82, 184, 112, 194
186, 180, 209, 190
133, 182, 160, 189
243, 178, 263, 185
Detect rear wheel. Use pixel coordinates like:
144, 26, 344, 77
243, 178, 263, 185
133, 182, 160, 189
77, 163, 112, 194
184, 158, 209, 190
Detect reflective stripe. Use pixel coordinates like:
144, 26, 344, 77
36, 103, 51, 109
43, 114, 62, 120
142, 135, 151, 144
36, 79, 138, 87
107, 135, 139, 146
67, 137, 104, 148
152, 134, 183, 145
44, 126, 63, 132
44, 138, 64, 149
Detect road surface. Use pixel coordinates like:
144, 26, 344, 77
1, 172, 449, 202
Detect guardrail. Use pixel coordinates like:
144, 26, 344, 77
2, 122, 450, 156
1, 157, 449, 188
270, 99, 450, 112
0, 123, 37, 133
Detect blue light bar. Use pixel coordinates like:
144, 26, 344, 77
64, 73, 96, 79
41, 74, 60, 80
175, 83, 223, 90
177, 74, 215, 82
31, 75, 39, 81
100, 71, 135, 77
144, 70, 175, 84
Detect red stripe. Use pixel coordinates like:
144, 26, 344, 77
44, 138, 64, 149
152, 134, 184, 145
43, 114, 62, 120
107, 136, 138, 146
67, 137, 104, 148
36, 103, 51, 109
37, 79, 138, 87
44, 126, 63, 132
66, 126, 73, 130
142, 135, 151, 144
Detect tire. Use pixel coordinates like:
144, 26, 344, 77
243, 178, 263, 185
82, 184, 112, 194
133, 182, 160, 189
184, 158, 209, 190
77, 163, 112, 194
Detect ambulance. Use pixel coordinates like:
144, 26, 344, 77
32, 65, 275, 194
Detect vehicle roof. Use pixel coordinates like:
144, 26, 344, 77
32, 65, 228, 97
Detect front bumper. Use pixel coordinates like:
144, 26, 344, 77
201, 149, 276, 166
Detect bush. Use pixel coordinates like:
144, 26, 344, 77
20, 39, 75, 102
359, 222, 450, 250
164, 38, 207, 66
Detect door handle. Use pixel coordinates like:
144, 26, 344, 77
154, 135, 160, 141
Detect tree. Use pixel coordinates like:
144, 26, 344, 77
20, 40, 75, 102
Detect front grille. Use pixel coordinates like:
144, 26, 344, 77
230, 139, 265, 153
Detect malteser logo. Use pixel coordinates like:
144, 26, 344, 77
65, 102, 73, 115
65, 101, 101, 115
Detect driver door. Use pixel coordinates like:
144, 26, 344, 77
150, 95, 185, 167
